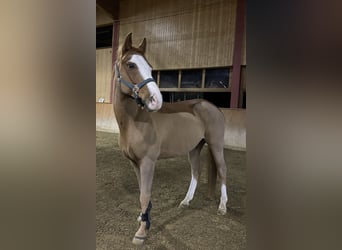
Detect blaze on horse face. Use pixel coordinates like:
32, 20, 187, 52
119, 33, 163, 111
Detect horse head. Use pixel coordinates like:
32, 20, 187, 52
115, 33, 163, 112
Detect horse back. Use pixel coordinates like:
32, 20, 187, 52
151, 99, 224, 158
158, 99, 203, 115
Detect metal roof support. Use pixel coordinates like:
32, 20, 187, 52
110, 2, 120, 103
230, 0, 246, 108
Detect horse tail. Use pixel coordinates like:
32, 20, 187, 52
207, 147, 217, 199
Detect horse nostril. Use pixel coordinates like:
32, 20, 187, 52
150, 95, 155, 103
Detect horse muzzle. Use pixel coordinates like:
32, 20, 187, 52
145, 93, 162, 111
143, 82, 163, 111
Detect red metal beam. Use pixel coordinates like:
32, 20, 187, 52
230, 0, 246, 108
109, 0, 120, 103
110, 20, 120, 103
111, 21, 120, 68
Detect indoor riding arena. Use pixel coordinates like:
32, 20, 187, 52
96, 0, 246, 249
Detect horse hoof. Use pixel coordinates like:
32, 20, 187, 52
217, 208, 227, 215
178, 202, 189, 209
132, 235, 146, 245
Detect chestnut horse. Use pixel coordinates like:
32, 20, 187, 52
113, 33, 228, 245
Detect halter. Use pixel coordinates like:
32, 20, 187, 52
115, 64, 155, 107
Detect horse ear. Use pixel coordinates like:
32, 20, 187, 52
123, 32, 133, 53
138, 38, 146, 54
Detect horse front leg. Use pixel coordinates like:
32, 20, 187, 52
132, 157, 155, 245
209, 145, 228, 215
129, 160, 141, 190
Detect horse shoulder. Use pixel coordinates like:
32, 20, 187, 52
120, 119, 161, 161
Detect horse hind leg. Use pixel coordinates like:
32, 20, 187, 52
210, 144, 228, 215
179, 139, 205, 208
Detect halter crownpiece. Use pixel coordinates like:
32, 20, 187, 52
115, 64, 155, 107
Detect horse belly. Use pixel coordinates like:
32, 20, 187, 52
154, 113, 205, 158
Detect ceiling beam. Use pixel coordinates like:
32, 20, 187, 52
96, 0, 120, 20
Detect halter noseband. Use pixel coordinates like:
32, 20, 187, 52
115, 64, 155, 107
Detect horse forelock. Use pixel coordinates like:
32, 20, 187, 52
116, 46, 151, 68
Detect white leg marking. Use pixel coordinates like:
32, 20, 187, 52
179, 175, 197, 207
218, 184, 228, 215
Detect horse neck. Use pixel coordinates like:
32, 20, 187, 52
113, 80, 140, 127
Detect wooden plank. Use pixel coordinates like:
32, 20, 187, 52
119, 0, 237, 70
159, 88, 231, 92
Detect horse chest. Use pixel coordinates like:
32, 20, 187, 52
119, 124, 159, 161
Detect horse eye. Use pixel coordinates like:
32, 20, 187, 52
127, 63, 136, 69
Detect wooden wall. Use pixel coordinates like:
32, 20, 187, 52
96, 4, 114, 103
96, 105, 246, 150
96, 48, 113, 103
221, 108, 246, 150
119, 0, 237, 70
96, 103, 119, 133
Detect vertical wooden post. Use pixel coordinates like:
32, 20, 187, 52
201, 69, 206, 88
178, 70, 182, 88
230, 0, 246, 108
157, 71, 160, 87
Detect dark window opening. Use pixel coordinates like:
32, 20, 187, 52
181, 69, 202, 88
152, 71, 158, 81
205, 68, 229, 88
203, 92, 230, 108
161, 92, 203, 103
96, 25, 113, 48
159, 70, 178, 88
242, 92, 246, 109
155, 67, 233, 109
161, 92, 229, 108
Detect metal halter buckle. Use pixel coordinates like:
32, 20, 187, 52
133, 85, 139, 96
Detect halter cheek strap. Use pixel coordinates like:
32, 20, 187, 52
115, 64, 155, 106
